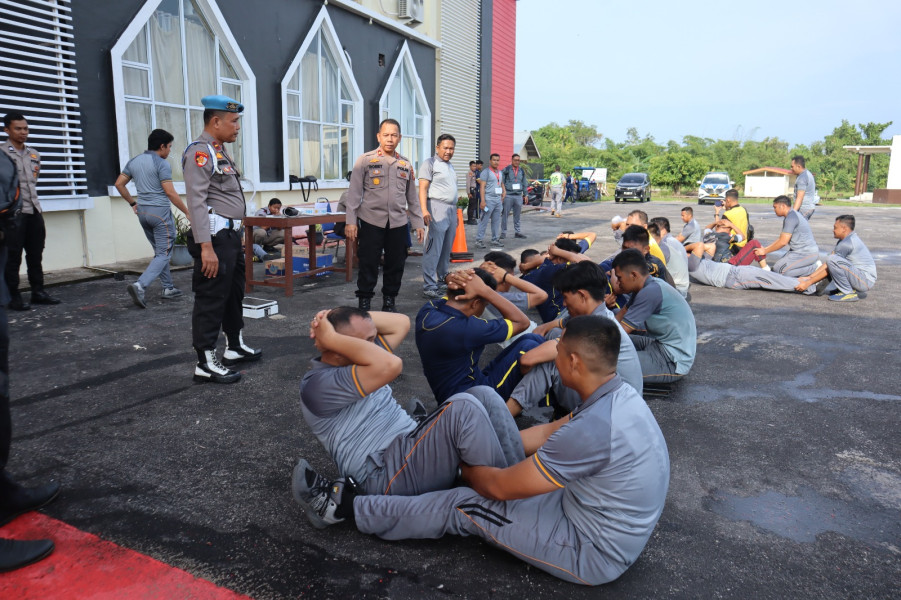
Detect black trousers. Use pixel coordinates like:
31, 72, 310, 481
467, 189, 479, 222
187, 229, 245, 351
5, 212, 45, 295
356, 219, 408, 299
0, 243, 13, 476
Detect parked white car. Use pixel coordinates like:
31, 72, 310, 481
698, 172, 734, 205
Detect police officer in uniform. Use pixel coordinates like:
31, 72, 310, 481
2, 113, 60, 310
183, 95, 261, 384
344, 118, 424, 312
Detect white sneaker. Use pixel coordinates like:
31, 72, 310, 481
161, 287, 183, 299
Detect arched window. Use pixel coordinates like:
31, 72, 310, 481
111, 0, 257, 184
282, 7, 362, 183
379, 41, 431, 172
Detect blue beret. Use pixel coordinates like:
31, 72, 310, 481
201, 95, 244, 113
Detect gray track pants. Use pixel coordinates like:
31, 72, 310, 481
826, 254, 873, 294
355, 486, 620, 585
361, 387, 524, 496
500, 194, 523, 235
724, 265, 809, 293
630, 334, 684, 384
136, 205, 175, 290
773, 250, 818, 277
422, 201, 457, 292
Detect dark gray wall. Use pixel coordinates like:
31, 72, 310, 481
71, 0, 436, 196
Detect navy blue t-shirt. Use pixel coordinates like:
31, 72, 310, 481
415, 299, 514, 403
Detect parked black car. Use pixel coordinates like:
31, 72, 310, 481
614, 172, 651, 202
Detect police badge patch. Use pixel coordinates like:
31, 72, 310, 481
195, 151, 209, 167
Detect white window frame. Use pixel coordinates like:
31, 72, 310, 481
378, 41, 431, 171
280, 6, 363, 186
109, 0, 259, 194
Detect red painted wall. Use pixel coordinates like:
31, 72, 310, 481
491, 0, 516, 162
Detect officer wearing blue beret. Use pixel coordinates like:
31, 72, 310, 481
182, 94, 261, 384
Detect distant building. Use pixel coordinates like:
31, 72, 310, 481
0, 0, 517, 271
742, 167, 797, 198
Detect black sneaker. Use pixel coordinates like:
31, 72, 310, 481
292, 459, 345, 529
514, 232, 527, 239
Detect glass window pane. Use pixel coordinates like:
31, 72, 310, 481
402, 76, 415, 136
302, 122, 320, 177
288, 68, 300, 91
301, 37, 319, 121
340, 78, 351, 101
189, 109, 204, 140
231, 127, 244, 176
155, 105, 189, 181
416, 115, 425, 137
149, 0, 186, 105
287, 94, 300, 118
220, 49, 238, 80
124, 27, 148, 63
125, 102, 151, 160
124, 67, 150, 98
322, 43, 339, 124
340, 127, 351, 178
387, 72, 401, 119
323, 125, 339, 180
341, 102, 353, 125
221, 82, 241, 103
287, 121, 301, 178
184, 2, 216, 107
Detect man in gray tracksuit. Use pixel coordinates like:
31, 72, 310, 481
115, 128, 191, 307
293, 306, 523, 505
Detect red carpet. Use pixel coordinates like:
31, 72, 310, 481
0, 513, 252, 599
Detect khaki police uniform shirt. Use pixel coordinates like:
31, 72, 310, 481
345, 148, 424, 230
1, 143, 40, 214
466, 168, 478, 193
182, 131, 245, 243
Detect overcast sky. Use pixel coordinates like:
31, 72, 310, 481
514, 0, 901, 147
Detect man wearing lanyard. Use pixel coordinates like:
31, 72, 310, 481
183, 95, 262, 384
476, 153, 505, 249
500, 154, 528, 240
419, 134, 458, 299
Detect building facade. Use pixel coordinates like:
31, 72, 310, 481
1, 0, 516, 272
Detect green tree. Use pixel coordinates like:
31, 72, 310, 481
648, 152, 707, 194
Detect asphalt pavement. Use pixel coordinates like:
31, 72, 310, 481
5, 199, 900, 598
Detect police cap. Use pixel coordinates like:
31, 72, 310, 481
201, 95, 244, 113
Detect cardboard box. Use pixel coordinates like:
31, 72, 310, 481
264, 255, 332, 277
242, 296, 278, 319
292, 253, 333, 276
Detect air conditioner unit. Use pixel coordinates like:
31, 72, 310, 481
398, 0, 424, 24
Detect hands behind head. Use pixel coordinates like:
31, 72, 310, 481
309, 308, 334, 340
446, 268, 488, 301
479, 261, 507, 283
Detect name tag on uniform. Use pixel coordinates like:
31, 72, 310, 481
512, 183, 521, 190
494, 187, 503, 195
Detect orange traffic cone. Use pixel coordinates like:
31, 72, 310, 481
450, 208, 473, 263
